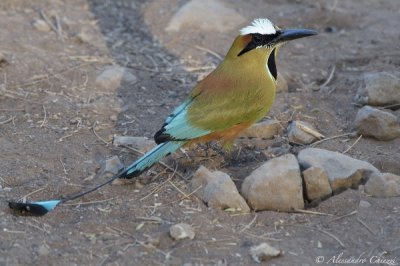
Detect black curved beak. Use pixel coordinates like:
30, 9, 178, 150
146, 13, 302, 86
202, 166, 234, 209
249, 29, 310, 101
274, 28, 318, 43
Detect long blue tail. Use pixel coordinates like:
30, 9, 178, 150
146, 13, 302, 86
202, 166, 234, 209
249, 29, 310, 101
9, 140, 185, 215
121, 140, 185, 178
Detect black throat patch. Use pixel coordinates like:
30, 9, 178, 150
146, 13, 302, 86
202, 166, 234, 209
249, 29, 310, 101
268, 48, 277, 80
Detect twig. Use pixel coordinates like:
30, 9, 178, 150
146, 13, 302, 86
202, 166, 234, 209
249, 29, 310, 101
165, 184, 203, 206
40, 105, 47, 127
293, 208, 334, 216
40, 10, 63, 39
140, 171, 175, 201
54, 14, 64, 39
3, 228, 26, 234
329, 210, 358, 222
310, 132, 356, 147
239, 214, 258, 233
19, 188, 45, 201
92, 122, 110, 145
320, 65, 336, 90
25, 221, 50, 234
0, 176, 11, 186
0, 116, 14, 125
342, 135, 362, 154
356, 217, 376, 235
288, 224, 346, 248
383, 103, 400, 110
168, 179, 188, 198
59, 157, 68, 174
63, 197, 118, 206
194, 45, 223, 61
297, 122, 325, 139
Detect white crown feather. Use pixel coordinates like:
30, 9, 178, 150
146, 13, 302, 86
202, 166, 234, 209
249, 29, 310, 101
240, 18, 276, 35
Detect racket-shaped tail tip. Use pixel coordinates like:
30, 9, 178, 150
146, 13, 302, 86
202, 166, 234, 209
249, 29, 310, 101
9, 200, 61, 216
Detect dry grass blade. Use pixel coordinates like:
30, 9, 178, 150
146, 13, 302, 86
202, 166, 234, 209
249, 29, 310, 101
329, 210, 358, 222
342, 134, 362, 154
356, 217, 376, 235
310, 132, 356, 147
63, 197, 118, 206
0, 116, 14, 125
293, 208, 334, 216
320, 65, 336, 89
288, 224, 346, 248
239, 214, 258, 233
40, 105, 47, 127
194, 45, 223, 61
297, 122, 325, 139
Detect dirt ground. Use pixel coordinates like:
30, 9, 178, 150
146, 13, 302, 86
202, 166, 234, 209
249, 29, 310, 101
1, 0, 399, 265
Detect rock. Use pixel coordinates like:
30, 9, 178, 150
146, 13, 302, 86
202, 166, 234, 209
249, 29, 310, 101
302, 166, 332, 201
242, 120, 281, 139
32, 19, 51, 32
298, 148, 380, 192
109, 115, 117, 122
250, 242, 281, 263
113, 135, 155, 153
355, 72, 400, 106
359, 200, 371, 208
0, 51, 7, 65
355, 106, 400, 141
169, 223, 195, 240
241, 154, 304, 211
191, 166, 250, 212
364, 173, 400, 197
101, 156, 125, 177
166, 0, 246, 32
74, 31, 92, 43
95, 66, 137, 89
37, 244, 50, 256
287, 120, 324, 145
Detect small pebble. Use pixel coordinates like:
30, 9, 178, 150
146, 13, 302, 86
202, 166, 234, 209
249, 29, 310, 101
169, 223, 195, 240
250, 242, 281, 263
32, 19, 51, 32
359, 200, 371, 208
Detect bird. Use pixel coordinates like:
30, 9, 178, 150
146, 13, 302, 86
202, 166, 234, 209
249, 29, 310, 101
9, 18, 317, 215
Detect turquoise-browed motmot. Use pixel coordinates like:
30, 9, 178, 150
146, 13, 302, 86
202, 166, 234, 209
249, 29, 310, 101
9, 18, 317, 215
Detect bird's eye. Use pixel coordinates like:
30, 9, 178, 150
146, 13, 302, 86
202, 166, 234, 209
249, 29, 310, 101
252, 34, 263, 45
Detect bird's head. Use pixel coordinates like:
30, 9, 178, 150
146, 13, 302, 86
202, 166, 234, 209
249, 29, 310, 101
225, 18, 317, 79
233, 18, 317, 57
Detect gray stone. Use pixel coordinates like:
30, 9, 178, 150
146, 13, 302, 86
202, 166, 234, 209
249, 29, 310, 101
191, 166, 250, 212
355, 72, 400, 106
298, 148, 380, 192
359, 200, 371, 208
102, 156, 125, 176
113, 135, 155, 153
169, 223, 195, 240
0, 51, 7, 64
37, 244, 50, 256
303, 166, 332, 201
166, 0, 246, 32
95, 66, 137, 89
32, 19, 51, 32
355, 106, 400, 141
288, 120, 324, 145
250, 242, 281, 263
364, 173, 400, 197
241, 154, 304, 211
242, 120, 281, 139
